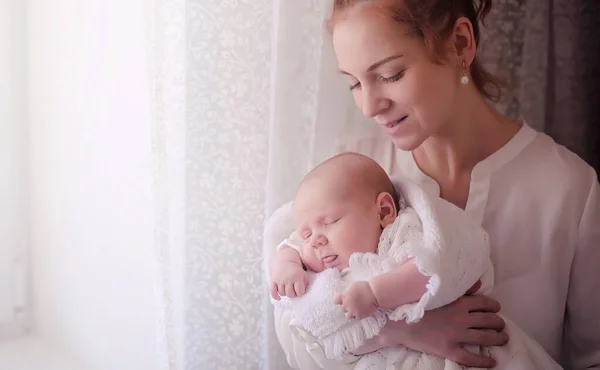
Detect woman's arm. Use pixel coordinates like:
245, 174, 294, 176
345, 281, 508, 367
345, 284, 509, 368
377, 288, 508, 368
562, 172, 600, 369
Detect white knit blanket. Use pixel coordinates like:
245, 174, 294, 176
266, 175, 562, 370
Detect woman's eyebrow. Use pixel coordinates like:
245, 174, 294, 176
340, 54, 404, 75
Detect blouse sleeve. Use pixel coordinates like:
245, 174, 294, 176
563, 169, 600, 369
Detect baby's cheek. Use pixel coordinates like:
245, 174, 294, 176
302, 249, 324, 273
348, 231, 378, 255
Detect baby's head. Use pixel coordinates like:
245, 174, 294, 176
293, 152, 399, 272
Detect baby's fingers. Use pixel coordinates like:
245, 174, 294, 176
333, 293, 343, 306
294, 280, 306, 297
277, 283, 286, 297
285, 283, 297, 298
270, 282, 280, 301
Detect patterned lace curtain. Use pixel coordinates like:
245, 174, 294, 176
148, 0, 336, 369
480, 0, 600, 172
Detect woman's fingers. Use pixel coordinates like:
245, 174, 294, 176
462, 328, 509, 347
448, 348, 497, 368
455, 294, 501, 313
465, 312, 506, 331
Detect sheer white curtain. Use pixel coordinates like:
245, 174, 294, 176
1, 0, 368, 367
265, 0, 380, 214
148, 0, 372, 368
0, 0, 29, 341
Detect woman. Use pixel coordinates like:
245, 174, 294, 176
272, 0, 600, 369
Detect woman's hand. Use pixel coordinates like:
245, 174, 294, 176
379, 283, 509, 368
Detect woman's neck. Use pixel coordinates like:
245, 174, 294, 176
413, 94, 521, 183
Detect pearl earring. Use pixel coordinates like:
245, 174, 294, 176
461, 60, 469, 85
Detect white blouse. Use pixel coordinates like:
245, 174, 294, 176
272, 123, 600, 369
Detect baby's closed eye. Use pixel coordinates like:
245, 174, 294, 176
324, 217, 341, 226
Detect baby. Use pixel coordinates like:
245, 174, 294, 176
270, 152, 429, 320
268, 152, 561, 370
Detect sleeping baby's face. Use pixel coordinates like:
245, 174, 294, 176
293, 168, 388, 272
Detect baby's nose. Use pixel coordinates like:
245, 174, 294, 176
311, 234, 327, 248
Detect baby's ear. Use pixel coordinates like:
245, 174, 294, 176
376, 192, 397, 228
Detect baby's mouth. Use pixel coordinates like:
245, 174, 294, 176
322, 255, 338, 266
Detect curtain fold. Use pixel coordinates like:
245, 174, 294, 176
147, 0, 187, 369
0, 0, 29, 341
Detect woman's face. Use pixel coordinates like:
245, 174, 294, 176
332, 8, 462, 150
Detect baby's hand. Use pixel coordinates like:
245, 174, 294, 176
334, 281, 379, 319
270, 261, 309, 300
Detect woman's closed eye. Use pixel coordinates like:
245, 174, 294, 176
349, 71, 405, 90
378, 70, 405, 83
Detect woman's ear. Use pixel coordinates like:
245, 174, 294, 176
448, 16, 476, 67
376, 192, 397, 228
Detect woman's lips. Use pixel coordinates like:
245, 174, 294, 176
385, 115, 408, 128
384, 115, 409, 135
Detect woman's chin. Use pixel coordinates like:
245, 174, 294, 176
390, 136, 423, 152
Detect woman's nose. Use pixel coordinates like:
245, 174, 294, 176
360, 86, 391, 118
311, 234, 327, 248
